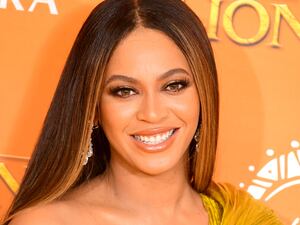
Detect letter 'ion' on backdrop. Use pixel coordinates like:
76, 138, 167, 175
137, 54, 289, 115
208, 0, 300, 47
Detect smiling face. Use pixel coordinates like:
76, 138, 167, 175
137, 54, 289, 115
100, 27, 200, 176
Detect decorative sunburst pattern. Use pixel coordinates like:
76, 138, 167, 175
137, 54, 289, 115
240, 140, 300, 202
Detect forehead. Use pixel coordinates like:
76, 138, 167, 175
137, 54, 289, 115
105, 27, 191, 78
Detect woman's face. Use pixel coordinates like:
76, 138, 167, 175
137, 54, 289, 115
100, 27, 200, 175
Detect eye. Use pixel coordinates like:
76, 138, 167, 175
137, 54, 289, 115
164, 79, 190, 93
109, 87, 137, 98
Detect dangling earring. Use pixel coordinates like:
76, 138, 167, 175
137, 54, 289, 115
194, 126, 201, 153
83, 124, 99, 165
189, 125, 201, 184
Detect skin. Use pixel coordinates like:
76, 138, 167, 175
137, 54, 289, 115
10, 26, 208, 225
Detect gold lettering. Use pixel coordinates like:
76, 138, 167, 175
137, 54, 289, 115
223, 0, 270, 45
208, 0, 222, 40
0, 163, 19, 193
271, 4, 300, 47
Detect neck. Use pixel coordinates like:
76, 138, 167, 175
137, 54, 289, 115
102, 153, 199, 215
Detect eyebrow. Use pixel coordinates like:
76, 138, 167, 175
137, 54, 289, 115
105, 68, 190, 85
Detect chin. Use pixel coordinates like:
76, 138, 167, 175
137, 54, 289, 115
133, 154, 185, 176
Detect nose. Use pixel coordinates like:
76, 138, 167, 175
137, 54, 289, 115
136, 92, 168, 123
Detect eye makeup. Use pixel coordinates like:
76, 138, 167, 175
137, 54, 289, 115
108, 86, 138, 98
106, 75, 192, 98
162, 77, 191, 93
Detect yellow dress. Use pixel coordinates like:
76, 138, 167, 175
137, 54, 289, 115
200, 193, 222, 224
199, 183, 283, 225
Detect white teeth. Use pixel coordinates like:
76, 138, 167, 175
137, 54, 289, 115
150, 136, 155, 143
155, 135, 161, 143
133, 129, 175, 145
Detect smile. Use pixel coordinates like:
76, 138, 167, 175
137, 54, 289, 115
133, 129, 176, 145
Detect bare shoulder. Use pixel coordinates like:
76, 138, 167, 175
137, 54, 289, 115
8, 201, 71, 225
9, 178, 111, 225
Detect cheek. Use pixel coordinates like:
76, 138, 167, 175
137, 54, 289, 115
165, 90, 200, 122
100, 98, 139, 133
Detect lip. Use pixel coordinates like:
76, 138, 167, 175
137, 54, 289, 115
131, 127, 178, 136
130, 128, 179, 153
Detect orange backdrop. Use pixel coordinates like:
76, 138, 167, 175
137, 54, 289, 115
0, 0, 299, 224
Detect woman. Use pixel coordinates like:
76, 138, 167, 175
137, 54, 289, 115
2, 0, 283, 224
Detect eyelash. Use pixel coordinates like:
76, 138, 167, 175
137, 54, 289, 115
109, 79, 190, 98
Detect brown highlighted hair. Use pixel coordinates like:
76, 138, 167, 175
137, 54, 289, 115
2, 0, 218, 224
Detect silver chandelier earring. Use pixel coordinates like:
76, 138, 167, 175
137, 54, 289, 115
194, 125, 201, 153
83, 124, 99, 165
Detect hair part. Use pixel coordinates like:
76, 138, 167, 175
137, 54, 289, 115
2, 0, 218, 224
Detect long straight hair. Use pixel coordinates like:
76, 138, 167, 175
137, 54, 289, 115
2, 0, 219, 224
